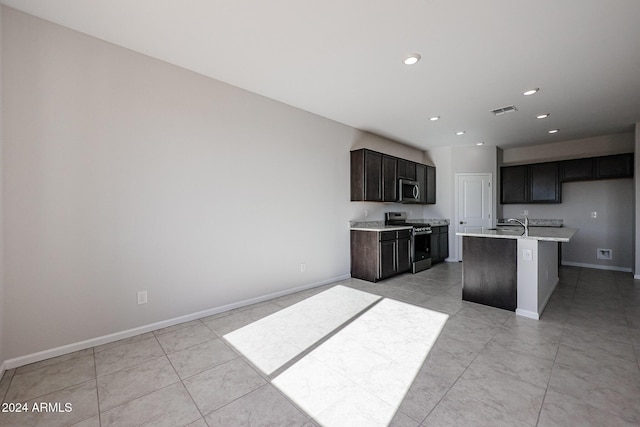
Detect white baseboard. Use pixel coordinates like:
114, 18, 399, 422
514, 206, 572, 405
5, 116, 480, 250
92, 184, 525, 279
561, 261, 632, 273
3, 274, 350, 371
515, 308, 540, 320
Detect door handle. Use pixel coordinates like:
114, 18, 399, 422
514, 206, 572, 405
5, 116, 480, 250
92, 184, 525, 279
459, 221, 466, 224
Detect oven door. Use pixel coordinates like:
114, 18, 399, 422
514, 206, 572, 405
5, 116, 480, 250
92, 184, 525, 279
412, 231, 432, 273
398, 179, 421, 203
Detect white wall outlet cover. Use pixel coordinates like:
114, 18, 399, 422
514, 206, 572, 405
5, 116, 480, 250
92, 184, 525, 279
523, 210, 529, 215
523, 249, 533, 261
137, 290, 148, 305
591, 212, 597, 218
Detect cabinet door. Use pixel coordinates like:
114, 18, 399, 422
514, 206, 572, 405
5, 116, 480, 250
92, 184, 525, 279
351, 149, 383, 201
430, 230, 441, 262
500, 165, 528, 204
397, 237, 411, 273
379, 240, 396, 279
438, 227, 449, 261
426, 166, 436, 204
382, 155, 398, 202
561, 158, 594, 182
529, 162, 560, 203
596, 153, 634, 179
415, 164, 427, 204
364, 150, 383, 201
397, 159, 416, 180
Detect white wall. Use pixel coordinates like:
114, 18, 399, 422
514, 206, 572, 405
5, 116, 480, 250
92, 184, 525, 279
502, 133, 635, 271
1, 8, 412, 362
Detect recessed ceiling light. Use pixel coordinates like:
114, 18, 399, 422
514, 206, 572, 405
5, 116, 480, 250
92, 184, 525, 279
548, 129, 559, 134
536, 113, 550, 119
403, 54, 421, 65
523, 88, 539, 96
429, 116, 440, 121
476, 142, 485, 146
456, 131, 466, 135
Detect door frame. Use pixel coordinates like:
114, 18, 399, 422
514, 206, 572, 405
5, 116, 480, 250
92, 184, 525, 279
455, 173, 494, 261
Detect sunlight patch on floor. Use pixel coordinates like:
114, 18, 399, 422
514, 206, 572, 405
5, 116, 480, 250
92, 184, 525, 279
223, 285, 381, 375
273, 298, 449, 426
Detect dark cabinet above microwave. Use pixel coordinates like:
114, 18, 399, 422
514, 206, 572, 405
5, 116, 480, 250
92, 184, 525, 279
350, 149, 435, 204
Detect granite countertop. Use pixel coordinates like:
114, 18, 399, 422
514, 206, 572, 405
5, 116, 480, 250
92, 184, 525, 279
456, 226, 578, 242
350, 218, 450, 232
350, 225, 414, 232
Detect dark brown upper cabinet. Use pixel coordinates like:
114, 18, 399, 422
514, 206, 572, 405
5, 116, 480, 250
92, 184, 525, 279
351, 149, 435, 204
596, 153, 634, 179
426, 165, 436, 204
351, 149, 382, 201
529, 162, 561, 203
500, 165, 529, 204
382, 155, 397, 202
560, 158, 595, 182
503, 153, 633, 205
501, 162, 560, 204
397, 159, 416, 180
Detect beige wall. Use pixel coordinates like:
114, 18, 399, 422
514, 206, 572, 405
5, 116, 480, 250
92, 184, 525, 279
1, 8, 412, 363
502, 132, 634, 165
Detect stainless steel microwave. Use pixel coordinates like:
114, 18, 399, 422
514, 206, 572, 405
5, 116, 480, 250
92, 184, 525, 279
398, 179, 421, 203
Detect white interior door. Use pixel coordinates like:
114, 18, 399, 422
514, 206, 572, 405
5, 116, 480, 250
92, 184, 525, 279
456, 173, 493, 260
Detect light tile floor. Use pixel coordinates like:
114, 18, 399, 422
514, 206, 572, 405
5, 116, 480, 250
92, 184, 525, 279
1, 263, 640, 426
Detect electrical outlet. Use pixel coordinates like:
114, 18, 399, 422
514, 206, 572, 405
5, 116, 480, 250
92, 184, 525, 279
591, 211, 597, 219
300, 263, 306, 273
137, 290, 148, 305
523, 210, 529, 215
364, 209, 369, 217
523, 249, 533, 261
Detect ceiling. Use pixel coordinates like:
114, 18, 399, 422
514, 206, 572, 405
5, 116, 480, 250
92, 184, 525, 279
2, 0, 640, 150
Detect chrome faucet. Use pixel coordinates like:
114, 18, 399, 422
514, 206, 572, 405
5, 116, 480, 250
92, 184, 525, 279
507, 217, 529, 236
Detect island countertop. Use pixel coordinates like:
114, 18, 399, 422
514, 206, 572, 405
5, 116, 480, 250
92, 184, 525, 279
456, 226, 578, 242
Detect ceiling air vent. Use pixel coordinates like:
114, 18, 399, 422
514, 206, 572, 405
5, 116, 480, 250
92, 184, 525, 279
490, 105, 518, 116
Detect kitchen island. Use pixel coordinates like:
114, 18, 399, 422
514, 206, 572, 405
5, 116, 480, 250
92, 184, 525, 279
456, 226, 577, 319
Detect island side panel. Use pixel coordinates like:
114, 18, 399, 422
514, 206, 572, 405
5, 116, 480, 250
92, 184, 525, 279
462, 236, 517, 311
537, 240, 559, 314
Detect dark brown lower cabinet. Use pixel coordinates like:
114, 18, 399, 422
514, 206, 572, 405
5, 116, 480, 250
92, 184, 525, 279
462, 236, 517, 311
430, 225, 449, 264
351, 229, 411, 282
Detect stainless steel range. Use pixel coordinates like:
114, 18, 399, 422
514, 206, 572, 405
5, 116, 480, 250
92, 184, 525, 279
385, 212, 432, 273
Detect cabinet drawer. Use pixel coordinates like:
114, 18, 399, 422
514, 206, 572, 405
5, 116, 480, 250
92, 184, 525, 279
397, 229, 412, 239
380, 231, 397, 241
